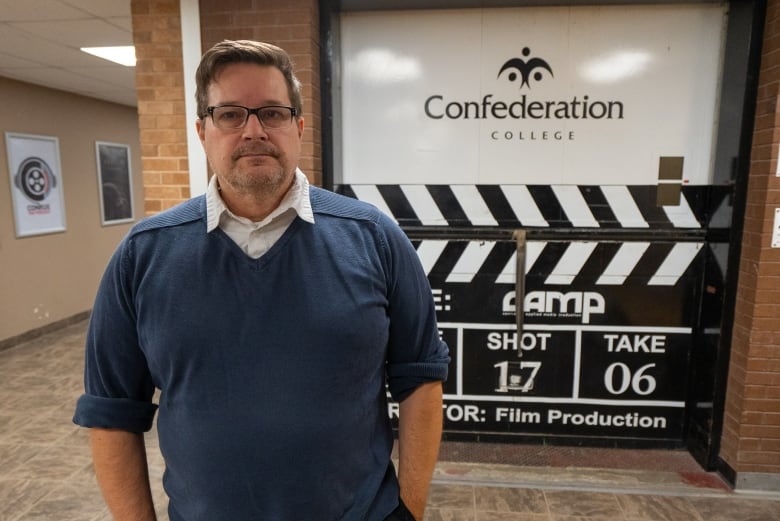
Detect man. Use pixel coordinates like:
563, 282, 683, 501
73, 40, 449, 521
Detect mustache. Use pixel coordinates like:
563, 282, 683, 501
231, 142, 280, 161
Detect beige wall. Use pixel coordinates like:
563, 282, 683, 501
0, 76, 143, 343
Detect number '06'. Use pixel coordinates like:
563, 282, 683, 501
604, 363, 657, 396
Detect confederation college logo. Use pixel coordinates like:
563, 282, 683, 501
423, 44, 624, 128
498, 47, 554, 89
14, 157, 57, 203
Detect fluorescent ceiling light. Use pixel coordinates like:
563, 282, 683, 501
81, 46, 136, 67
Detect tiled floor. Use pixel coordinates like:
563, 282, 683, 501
1, 320, 779, 521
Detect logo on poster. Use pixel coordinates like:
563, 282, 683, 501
498, 47, 554, 89
14, 157, 56, 214
502, 290, 606, 324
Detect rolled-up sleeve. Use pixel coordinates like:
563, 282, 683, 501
73, 395, 157, 433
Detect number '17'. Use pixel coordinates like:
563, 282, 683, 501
494, 361, 541, 393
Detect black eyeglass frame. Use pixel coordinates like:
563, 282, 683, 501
205, 104, 299, 130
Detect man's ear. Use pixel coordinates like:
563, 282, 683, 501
196, 118, 205, 143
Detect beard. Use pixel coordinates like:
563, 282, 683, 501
220, 141, 292, 197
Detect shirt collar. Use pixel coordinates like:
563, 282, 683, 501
206, 168, 315, 232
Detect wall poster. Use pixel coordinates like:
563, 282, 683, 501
96, 141, 134, 225
5, 132, 66, 237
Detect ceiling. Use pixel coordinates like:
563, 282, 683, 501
0, 0, 137, 107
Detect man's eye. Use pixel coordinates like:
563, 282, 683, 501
219, 110, 244, 120
262, 109, 285, 120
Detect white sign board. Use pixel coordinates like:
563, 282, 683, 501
340, 5, 726, 186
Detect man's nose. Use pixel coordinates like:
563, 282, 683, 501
242, 113, 268, 139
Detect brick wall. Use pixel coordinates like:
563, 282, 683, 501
131, 0, 190, 214
199, 0, 323, 185
721, 0, 780, 477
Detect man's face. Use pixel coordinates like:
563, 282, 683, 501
196, 62, 304, 199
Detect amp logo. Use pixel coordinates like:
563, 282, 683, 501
502, 291, 606, 324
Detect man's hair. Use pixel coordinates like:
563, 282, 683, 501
195, 40, 302, 119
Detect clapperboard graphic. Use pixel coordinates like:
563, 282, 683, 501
354, 183, 732, 437
337, 183, 732, 327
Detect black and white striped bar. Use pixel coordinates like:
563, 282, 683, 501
415, 239, 704, 287
336, 184, 727, 229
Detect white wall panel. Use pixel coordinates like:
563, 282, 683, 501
340, 5, 725, 186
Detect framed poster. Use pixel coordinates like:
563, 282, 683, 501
96, 141, 134, 225
5, 132, 66, 237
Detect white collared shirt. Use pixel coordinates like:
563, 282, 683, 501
206, 168, 315, 259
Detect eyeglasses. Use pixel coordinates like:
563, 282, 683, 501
206, 105, 298, 130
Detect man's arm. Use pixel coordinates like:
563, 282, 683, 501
89, 428, 157, 521
397, 380, 444, 521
